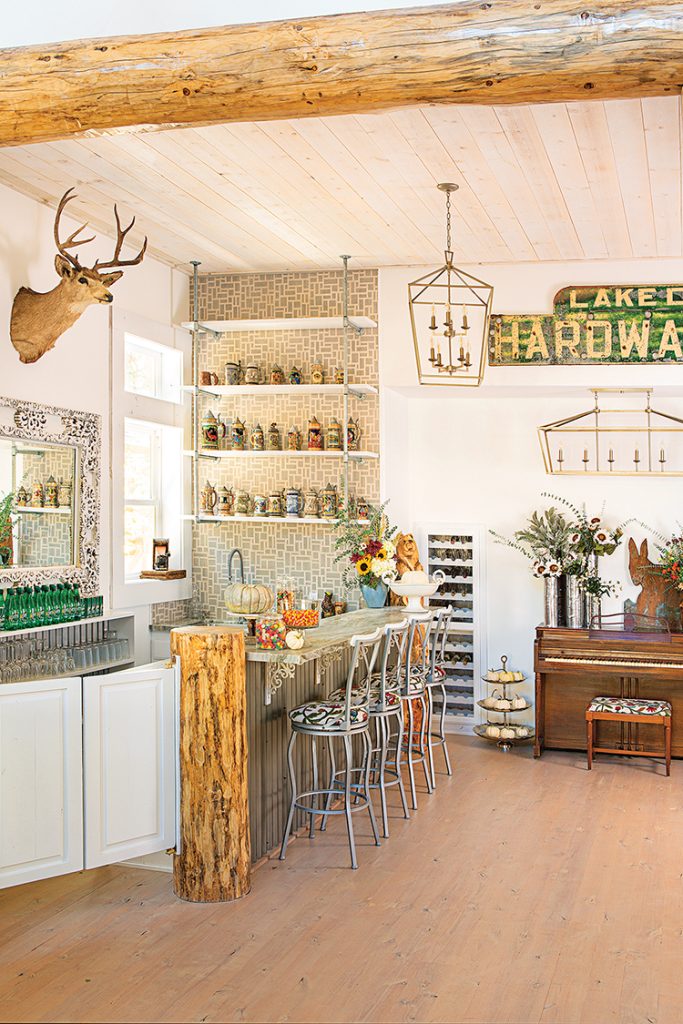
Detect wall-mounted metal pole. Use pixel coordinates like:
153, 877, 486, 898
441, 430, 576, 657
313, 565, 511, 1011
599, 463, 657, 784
341, 255, 351, 513
191, 260, 201, 522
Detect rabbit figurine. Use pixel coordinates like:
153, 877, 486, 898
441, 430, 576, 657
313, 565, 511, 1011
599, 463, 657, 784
628, 537, 682, 629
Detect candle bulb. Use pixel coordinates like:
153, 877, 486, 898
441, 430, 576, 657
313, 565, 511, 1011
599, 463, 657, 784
429, 304, 437, 331
582, 447, 589, 470
608, 447, 615, 471
429, 344, 435, 362
557, 448, 564, 471
462, 306, 469, 331
634, 448, 640, 470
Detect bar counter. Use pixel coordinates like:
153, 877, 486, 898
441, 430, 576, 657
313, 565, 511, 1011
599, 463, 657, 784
244, 608, 406, 861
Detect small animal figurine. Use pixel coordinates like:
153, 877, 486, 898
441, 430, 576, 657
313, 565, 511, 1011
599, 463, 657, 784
628, 537, 682, 629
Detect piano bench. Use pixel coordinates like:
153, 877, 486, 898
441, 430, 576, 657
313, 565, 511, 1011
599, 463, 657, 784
586, 697, 672, 776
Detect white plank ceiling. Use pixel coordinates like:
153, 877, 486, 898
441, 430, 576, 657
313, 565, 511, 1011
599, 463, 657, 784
0, 96, 680, 273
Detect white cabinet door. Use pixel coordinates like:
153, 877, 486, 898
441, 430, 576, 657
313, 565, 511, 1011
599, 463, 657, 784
83, 663, 176, 868
0, 677, 83, 890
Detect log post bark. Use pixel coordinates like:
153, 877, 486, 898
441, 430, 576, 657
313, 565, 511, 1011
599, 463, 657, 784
170, 625, 251, 903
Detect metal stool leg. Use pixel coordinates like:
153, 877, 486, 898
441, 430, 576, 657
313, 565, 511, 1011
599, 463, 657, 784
342, 734, 358, 869
406, 698, 418, 810
279, 730, 298, 860
439, 682, 453, 776
426, 686, 437, 790
420, 693, 434, 794
309, 737, 318, 839
377, 716, 390, 838
320, 737, 337, 831
393, 709, 410, 820
363, 730, 381, 847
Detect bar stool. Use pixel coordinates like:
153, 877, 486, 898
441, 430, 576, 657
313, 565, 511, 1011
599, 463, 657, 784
399, 611, 436, 810
586, 696, 672, 775
328, 618, 411, 837
425, 606, 454, 789
279, 627, 383, 869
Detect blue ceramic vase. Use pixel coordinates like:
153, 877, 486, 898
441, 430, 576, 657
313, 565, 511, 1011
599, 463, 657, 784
360, 581, 388, 609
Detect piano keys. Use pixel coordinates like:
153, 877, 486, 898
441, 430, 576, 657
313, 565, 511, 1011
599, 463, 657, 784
534, 626, 683, 758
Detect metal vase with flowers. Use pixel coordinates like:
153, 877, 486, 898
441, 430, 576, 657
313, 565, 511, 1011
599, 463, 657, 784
534, 560, 563, 627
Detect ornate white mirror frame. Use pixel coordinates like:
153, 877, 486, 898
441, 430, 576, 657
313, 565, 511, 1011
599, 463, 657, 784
0, 396, 101, 595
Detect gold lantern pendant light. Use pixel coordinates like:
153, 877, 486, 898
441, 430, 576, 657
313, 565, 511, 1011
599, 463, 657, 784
408, 183, 494, 387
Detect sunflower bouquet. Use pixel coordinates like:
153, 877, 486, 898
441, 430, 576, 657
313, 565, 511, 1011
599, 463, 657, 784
334, 500, 399, 591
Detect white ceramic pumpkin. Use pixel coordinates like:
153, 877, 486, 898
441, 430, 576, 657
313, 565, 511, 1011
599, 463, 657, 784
285, 630, 305, 650
495, 698, 511, 711
486, 724, 500, 738
224, 582, 274, 615
500, 726, 515, 739
512, 695, 527, 709
516, 726, 529, 738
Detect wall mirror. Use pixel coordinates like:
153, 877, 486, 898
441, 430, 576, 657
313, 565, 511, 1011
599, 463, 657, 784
0, 438, 78, 567
0, 397, 101, 595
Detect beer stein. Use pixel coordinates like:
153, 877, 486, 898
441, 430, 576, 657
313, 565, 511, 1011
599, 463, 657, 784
310, 362, 325, 385
16, 485, 28, 507
201, 409, 225, 450
326, 418, 342, 451
347, 417, 362, 452
250, 423, 265, 451
231, 418, 246, 450
304, 488, 320, 518
31, 481, 44, 508
234, 489, 251, 516
224, 361, 242, 386
270, 364, 285, 385
285, 488, 304, 518
333, 366, 345, 384
57, 479, 72, 507
217, 486, 234, 516
200, 370, 219, 386
307, 416, 323, 450
267, 423, 281, 451
321, 483, 338, 519
267, 490, 285, 517
201, 480, 218, 515
356, 497, 370, 521
287, 426, 301, 451
244, 363, 262, 385
45, 475, 59, 508
253, 493, 267, 517
288, 366, 303, 385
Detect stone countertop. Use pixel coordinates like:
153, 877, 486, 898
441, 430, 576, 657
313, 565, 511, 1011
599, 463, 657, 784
150, 618, 203, 633
244, 608, 409, 665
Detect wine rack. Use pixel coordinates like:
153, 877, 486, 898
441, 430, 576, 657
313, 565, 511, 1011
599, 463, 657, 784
419, 524, 483, 723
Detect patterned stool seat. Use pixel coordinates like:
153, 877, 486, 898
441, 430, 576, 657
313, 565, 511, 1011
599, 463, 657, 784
328, 686, 400, 711
588, 696, 672, 717
289, 700, 369, 731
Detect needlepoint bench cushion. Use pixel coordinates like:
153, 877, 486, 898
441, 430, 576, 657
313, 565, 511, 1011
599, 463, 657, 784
588, 696, 672, 717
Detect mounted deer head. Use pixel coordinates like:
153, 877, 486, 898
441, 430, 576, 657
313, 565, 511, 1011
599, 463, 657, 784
10, 187, 147, 364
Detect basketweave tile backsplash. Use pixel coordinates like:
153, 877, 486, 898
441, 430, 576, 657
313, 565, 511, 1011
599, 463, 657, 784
187, 267, 379, 621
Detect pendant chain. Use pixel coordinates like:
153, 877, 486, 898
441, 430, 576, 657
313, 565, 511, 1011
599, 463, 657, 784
445, 189, 452, 251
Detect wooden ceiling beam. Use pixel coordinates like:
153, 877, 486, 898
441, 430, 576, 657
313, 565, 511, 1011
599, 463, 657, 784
1, 1, 683, 147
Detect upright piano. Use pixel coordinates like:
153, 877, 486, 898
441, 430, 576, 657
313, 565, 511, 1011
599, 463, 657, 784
534, 625, 683, 757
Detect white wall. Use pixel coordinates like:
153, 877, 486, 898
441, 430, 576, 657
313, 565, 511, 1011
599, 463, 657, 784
0, 180, 189, 659
379, 260, 683, 709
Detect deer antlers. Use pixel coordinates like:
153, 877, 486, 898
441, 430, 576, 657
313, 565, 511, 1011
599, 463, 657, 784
53, 187, 147, 272
54, 187, 95, 269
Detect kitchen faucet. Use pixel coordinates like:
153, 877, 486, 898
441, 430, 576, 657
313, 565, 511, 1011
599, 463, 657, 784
227, 547, 245, 583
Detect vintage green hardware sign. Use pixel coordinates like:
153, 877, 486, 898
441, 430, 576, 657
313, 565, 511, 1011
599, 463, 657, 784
488, 285, 683, 365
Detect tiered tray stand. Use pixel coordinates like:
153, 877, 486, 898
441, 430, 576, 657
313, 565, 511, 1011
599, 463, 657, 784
474, 655, 535, 752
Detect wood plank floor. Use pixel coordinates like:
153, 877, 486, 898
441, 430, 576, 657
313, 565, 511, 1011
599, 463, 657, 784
1, 735, 682, 1024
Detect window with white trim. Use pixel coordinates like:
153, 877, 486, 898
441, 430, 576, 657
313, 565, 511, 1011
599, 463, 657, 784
124, 418, 162, 579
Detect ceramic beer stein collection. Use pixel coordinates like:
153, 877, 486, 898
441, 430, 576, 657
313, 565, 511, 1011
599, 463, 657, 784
199, 359, 360, 388
197, 482, 356, 520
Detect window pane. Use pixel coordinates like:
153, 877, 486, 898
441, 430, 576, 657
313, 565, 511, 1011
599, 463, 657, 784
124, 420, 157, 501
125, 339, 159, 398
124, 504, 156, 577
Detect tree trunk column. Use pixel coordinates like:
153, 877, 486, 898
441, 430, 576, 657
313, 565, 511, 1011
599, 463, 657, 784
170, 625, 251, 902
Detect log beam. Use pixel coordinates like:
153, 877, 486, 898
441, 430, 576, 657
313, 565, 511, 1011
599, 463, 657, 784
171, 626, 250, 903
1, 2, 683, 147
